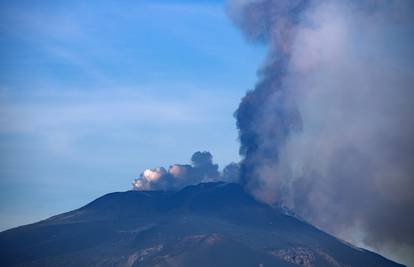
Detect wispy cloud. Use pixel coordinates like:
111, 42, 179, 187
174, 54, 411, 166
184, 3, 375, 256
0, 86, 234, 154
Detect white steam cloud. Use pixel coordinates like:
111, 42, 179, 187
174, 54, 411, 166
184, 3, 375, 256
132, 151, 239, 191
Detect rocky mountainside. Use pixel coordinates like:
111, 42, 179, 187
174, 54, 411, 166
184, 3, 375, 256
0, 182, 406, 267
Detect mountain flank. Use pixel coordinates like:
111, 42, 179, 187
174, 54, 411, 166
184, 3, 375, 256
0, 182, 405, 267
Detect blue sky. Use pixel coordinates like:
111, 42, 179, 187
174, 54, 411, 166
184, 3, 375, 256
0, 0, 265, 230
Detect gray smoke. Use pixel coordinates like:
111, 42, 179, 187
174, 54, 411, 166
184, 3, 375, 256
228, 0, 414, 264
132, 151, 239, 191
221, 162, 241, 182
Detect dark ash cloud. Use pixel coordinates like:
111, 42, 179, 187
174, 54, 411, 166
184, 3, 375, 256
221, 162, 241, 183
228, 0, 414, 264
132, 151, 239, 191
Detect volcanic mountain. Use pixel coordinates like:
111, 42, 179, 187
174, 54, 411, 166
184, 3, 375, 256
0, 182, 405, 267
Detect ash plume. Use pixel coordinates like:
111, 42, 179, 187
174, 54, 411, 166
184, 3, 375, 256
132, 151, 239, 191
228, 0, 414, 263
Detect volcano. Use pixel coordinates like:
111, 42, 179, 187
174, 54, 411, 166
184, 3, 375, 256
0, 182, 405, 267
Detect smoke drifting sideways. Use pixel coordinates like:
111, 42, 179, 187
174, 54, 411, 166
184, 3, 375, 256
132, 151, 240, 191
228, 0, 414, 264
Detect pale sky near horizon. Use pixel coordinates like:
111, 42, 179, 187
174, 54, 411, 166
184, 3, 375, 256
0, 0, 265, 231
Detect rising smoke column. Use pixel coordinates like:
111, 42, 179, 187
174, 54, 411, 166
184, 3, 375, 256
228, 0, 414, 264
228, 0, 308, 201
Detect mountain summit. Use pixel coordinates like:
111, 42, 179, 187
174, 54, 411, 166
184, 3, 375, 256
0, 182, 405, 267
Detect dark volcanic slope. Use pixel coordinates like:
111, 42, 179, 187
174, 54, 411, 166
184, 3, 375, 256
0, 182, 405, 267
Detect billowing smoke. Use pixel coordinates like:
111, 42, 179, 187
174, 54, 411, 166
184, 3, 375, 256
133, 151, 239, 191
228, 0, 414, 263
